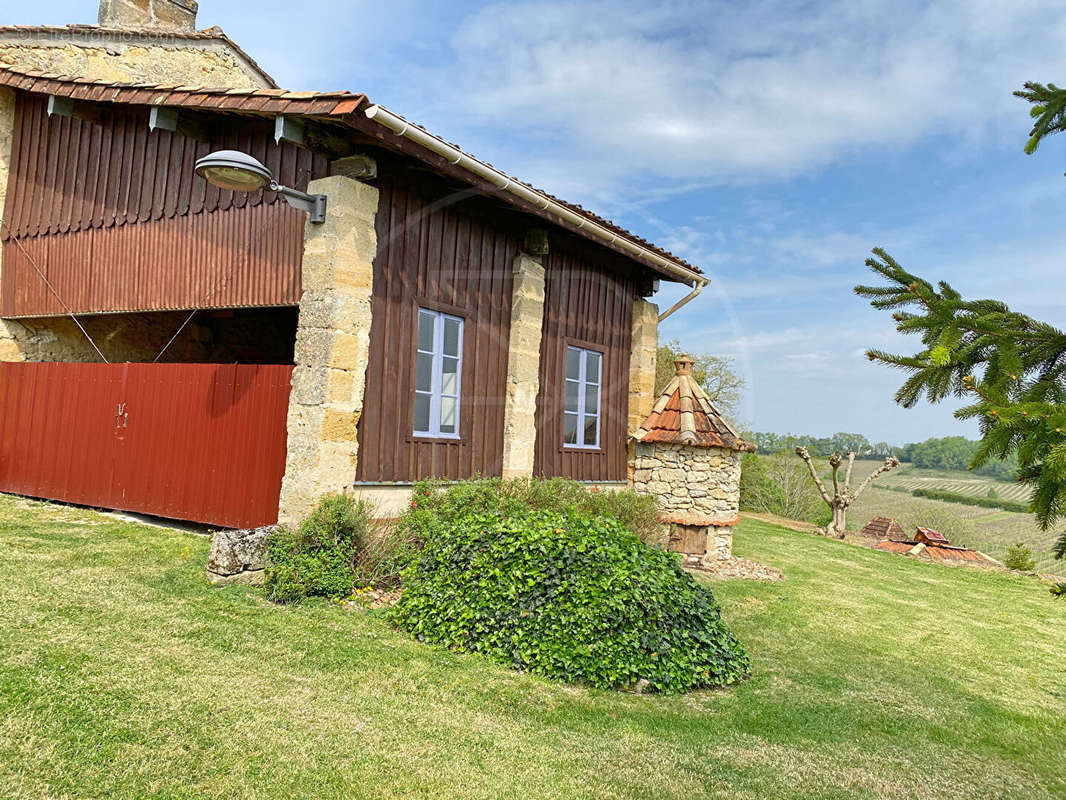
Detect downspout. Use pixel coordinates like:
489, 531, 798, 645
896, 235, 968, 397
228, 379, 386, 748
363, 104, 705, 288
657, 278, 708, 322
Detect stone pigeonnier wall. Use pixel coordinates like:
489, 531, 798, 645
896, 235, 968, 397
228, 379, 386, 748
631, 355, 754, 567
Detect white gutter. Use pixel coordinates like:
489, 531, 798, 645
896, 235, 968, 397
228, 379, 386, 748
363, 104, 709, 290
657, 281, 704, 323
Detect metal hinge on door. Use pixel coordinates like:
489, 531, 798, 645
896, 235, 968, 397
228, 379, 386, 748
115, 402, 128, 429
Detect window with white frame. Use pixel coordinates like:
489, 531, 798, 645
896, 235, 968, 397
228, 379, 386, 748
564, 345, 601, 449
414, 308, 463, 438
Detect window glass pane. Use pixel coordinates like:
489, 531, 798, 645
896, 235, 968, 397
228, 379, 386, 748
563, 413, 578, 444
441, 357, 459, 395
416, 352, 433, 393
584, 384, 599, 416
414, 393, 431, 432
566, 347, 581, 380
440, 396, 456, 434
443, 318, 461, 357
583, 415, 598, 447
585, 351, 601, 383
418, 311, 435, 352
565, 380, 579, 413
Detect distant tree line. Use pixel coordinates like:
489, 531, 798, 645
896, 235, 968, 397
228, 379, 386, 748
899, 437, 1018, 480
744, 432, 1018, 480
742, 432, 895, 460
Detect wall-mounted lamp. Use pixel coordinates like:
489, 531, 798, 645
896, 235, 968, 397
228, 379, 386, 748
193, 150, 327, 223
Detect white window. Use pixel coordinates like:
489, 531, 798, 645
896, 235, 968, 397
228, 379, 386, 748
564, 345, 601, 449
414, 308, 463, 438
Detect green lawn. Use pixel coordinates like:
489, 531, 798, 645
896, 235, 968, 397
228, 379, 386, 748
1, 495, 1064, 799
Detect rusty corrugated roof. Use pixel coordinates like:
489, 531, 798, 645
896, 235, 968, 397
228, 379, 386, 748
876, 540, 987, 563
916, 526, 951, 545
633, 355, 754, 451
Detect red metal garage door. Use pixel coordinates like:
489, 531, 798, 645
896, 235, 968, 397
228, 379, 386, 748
0, 362, 293, 528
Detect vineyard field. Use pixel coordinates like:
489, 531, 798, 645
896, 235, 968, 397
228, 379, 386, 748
812, 462, 1060, 572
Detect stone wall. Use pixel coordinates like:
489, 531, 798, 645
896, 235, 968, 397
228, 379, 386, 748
631, 442, 741, 520
500, 250, 545, 479
632, 441, 742, 563
277, 174, 378, 525
0, 30, 271, 88
0, 307, 296, 365
99, 0, 197, 31
627, 298, 658, 435
0, 311, 220, 363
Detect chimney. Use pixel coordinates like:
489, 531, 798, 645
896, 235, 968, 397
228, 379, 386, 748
98, 0, 199, 31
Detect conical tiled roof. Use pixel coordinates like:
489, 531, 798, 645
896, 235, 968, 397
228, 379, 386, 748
859, 516, 907, 542
632, 356, 755, 450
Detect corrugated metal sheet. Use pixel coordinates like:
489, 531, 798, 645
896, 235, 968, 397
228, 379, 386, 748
875, 540, 987, 564
534, 240, 636, 482
355, 177, 520, 482
2, 203, 305, 317
0, 93, 326, 317
0, 361, 292, 528
2, 93, 327, 238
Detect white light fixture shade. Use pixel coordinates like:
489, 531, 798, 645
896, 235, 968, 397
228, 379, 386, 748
194, 150, 273, 192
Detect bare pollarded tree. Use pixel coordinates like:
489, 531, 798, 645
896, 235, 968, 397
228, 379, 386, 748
795, 447, 901, 538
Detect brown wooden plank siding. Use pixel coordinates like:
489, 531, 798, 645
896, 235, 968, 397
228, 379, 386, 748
0, 91, 328, 317
534, 242, 637, 482
355, 177, 520, 482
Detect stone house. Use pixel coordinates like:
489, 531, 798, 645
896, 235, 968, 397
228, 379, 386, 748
0, 0, 726, 529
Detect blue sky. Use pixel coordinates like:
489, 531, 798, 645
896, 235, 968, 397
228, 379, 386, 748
17, 0, 1066, 443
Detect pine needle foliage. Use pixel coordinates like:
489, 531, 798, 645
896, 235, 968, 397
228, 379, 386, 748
1014, 81, 1066, 154
855, 249, 1066, 559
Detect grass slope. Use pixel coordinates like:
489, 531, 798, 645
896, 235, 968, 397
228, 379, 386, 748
1, 495, 1064, 799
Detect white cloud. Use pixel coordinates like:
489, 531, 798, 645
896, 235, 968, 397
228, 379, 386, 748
429, 0, 1066, 198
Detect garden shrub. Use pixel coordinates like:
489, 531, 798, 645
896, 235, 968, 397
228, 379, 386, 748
400, 477, 663, 546
354, 517, 423, 590
392, 508, 749, 693
265, 494, 370, 603
1004, 542, 1036, 572
739, 453, 831, 527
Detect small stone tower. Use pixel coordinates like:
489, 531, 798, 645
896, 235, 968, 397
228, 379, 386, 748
631, 355, 755, 566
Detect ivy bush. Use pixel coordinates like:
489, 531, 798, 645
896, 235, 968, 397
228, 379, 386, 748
392, 507, 749, 693
400, 477, 663, 545
265, 494, 370, 603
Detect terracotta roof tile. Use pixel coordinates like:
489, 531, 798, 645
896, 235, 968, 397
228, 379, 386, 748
859, 516, 908, 541
876, 540, 988, 564
633, 355, 754, 451
0, 66, 368, 119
